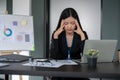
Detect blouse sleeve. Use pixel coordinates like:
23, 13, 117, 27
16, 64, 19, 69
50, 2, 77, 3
80, 31, 88, 55
50, 32, 59, 59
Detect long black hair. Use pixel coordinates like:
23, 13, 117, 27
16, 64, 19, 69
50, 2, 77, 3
55, 7, 83, 31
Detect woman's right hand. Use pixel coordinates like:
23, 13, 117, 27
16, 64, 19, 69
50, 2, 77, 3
53, 20, 65, 39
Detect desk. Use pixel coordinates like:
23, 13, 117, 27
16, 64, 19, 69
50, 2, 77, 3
0, 62, 120, 80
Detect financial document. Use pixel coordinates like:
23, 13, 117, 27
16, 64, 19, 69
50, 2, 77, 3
23, 60, 78, 68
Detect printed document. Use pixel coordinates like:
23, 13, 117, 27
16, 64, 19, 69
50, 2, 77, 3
23, 60, 77, 68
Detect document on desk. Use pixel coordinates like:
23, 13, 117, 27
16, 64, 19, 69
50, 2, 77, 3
23, 60, 77, 68
54, 60, 78, 65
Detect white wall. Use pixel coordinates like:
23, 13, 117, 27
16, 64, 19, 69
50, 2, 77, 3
0, 0, 6, 14
50, 0, 101, 40
13, 0, 31, 15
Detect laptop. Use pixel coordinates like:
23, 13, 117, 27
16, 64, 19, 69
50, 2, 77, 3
81, 40, 117, 63
0, 54, 30, 62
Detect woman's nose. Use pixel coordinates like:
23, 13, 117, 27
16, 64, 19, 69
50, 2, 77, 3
67, 23, 72, 28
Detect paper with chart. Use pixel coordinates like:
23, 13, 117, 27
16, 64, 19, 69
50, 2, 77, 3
23, 60, 78, 68
0, 14, 34, 51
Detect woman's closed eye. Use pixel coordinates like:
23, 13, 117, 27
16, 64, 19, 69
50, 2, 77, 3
70, 22, 75, 25
64, 22, 68, 25
64, 22, 75, 25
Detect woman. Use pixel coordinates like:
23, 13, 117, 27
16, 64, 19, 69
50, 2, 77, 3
50, 8, 89, 80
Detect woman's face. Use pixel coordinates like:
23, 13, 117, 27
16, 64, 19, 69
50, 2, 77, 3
63, 16, 76, 34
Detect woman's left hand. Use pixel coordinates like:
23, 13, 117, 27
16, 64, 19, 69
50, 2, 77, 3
74, 20, 85, 40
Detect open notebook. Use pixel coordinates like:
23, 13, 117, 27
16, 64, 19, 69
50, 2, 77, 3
81, 40, 117, 63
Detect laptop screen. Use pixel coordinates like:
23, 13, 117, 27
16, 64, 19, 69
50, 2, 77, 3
82, 40, 117, 63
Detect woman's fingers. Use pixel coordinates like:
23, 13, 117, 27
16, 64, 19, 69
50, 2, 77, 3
60, 20, 65, 29
54, 20, 65, 38
75, 20, 79, 29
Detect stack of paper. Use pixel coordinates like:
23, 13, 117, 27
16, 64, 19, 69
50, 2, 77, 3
23, 60, 77, 68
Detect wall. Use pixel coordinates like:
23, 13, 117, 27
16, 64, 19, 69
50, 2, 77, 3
13, 0, 31, 15
7, 0, 12, 14
31, 0, 45, 58
0, 0, 6, 14
101, 0, 120, 60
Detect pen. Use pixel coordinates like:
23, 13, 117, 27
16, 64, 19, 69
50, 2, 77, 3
72, 59, 81, 64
